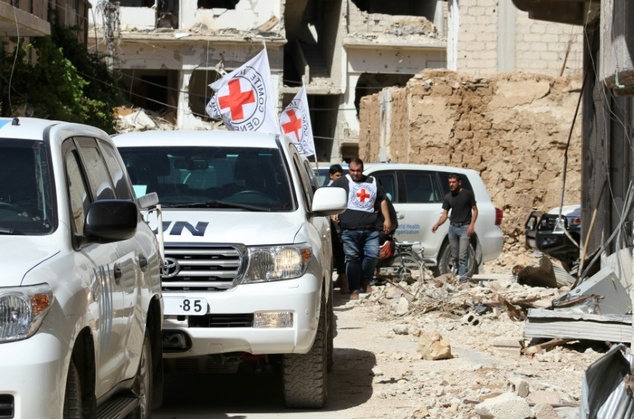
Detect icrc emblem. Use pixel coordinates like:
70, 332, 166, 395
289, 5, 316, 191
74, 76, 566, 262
212, 67, 269, 131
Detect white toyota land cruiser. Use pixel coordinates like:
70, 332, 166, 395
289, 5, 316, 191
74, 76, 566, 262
113, 130, 346, 408
0, 117, 163, 418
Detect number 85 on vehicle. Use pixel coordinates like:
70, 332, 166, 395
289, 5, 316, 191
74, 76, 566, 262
164, 297, 209, 315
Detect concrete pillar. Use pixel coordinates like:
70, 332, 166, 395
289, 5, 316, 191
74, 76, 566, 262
178, 67, 207, 130
447, 0, 460, 71
498, 0, 516, 72
378, 89, 391, 163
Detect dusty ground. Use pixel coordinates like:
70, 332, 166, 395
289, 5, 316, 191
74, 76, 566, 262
153, 253, 607, 418
329, 255, 606, 419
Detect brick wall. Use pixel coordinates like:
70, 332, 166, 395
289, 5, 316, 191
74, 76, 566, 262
457, 0, 583, 76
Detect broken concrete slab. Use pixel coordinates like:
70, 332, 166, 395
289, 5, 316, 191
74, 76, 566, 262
525, 309, 631, 343
554, 267, 631, 315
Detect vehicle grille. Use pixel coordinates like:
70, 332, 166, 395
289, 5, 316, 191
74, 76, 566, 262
189, 313, 254, 328
161, 243, 245, 291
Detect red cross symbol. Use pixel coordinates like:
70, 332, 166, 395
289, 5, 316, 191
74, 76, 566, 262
281, 109, 302, 140
218, 79, 255, 120
356, 188, 370, 203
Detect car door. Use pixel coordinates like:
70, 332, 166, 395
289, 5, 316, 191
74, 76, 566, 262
71, 137, 136, 394
292, 151, 332, 273
98, 138, 150, 378
370, 169, 446, 260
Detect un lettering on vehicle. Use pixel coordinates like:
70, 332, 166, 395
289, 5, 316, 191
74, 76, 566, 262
152, 221, 209, 236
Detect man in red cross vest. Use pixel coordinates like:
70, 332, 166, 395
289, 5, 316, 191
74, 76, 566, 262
331, 158, 392, 300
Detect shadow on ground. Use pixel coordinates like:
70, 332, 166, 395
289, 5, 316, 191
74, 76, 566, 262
153, 348, 375, 417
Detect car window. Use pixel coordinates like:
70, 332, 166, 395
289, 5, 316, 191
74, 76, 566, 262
292, 153, 313, 209
119, 146, 294, 210
302, 159, 320, 191
66, 150, 91, 236
316, 165, 348, 186
76, 139, 116, 200
100, 141, 134, 200
372, 172, 397, 202
437, 171, 473, 196
0, 139, 56, 234
402, 172, 441, 203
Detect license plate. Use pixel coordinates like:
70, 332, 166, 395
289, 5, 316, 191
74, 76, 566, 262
164, 297, 209, 316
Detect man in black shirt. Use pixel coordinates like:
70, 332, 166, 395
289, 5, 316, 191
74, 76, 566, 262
431, 173, 478, 282
332, 158, 392, 299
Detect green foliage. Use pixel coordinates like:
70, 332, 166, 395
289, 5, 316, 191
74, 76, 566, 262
0, 26, 123, 133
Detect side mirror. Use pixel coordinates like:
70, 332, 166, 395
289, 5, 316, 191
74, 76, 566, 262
138, 192, 159, 209
311, 187, 347, 217
85, 200, 138, 242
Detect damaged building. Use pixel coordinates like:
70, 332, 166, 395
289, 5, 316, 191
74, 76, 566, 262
88, 0, 582, 163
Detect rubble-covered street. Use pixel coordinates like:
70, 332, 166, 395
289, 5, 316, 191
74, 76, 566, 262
329, 258, 610, 419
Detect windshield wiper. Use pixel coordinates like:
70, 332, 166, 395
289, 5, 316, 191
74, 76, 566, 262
163, 200, 271, 212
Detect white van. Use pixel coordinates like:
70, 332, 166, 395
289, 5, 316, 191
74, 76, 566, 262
363, 163, 504, 276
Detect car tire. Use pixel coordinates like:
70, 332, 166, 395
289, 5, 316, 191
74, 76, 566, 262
63, 360, 82, 419
127, 331, 153, 419
437, 242, 476, 278
282, 295, 328, 408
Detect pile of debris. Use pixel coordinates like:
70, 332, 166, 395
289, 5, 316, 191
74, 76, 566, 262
347, 256, 633, 418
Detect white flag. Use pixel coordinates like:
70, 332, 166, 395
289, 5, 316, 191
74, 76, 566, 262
206, 49, 280, 134
279, 86, 316, 157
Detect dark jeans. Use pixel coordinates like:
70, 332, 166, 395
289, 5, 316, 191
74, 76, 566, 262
448, 224, 470, 279
341, 229, 379, 292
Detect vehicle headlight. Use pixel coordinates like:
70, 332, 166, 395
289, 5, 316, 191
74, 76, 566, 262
0, 284, 54, 343
242, 245, 312, 283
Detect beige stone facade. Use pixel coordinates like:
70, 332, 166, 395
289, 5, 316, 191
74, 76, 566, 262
358, 70, 583, 257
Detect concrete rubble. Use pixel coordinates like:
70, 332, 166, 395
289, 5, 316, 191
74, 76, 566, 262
336, 254, 631, 418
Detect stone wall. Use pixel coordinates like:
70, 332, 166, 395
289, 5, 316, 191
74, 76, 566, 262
358, 69, 583, 265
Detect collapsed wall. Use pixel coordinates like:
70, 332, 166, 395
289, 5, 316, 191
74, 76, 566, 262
358, 69, 583, 265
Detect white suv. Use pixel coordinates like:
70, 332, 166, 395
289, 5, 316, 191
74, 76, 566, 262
0, 118, 163, 418
364, 163, 504, 276
113, 130, 346, 408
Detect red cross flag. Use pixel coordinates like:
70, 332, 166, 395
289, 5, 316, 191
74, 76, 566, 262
279, 86, 316, 157
206, 49, 280, 134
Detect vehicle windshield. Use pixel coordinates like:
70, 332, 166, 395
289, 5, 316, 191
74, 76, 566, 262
0, 139, 56, 235
118, 146, 295, 211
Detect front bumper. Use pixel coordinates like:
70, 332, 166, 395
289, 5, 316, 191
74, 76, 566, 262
536, 231, 579, 258
0, 332, 67, 418
162, 274, 322, 358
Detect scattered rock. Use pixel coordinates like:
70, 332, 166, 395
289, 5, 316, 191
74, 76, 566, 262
417, 330, 453, 360
474, 392, 532, 419
507, 377, 530, 397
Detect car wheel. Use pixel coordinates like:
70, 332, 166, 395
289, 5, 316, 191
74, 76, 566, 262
63, 360, 82, 419
437, 242, 476, 278
282, 294, 328, 408
127, 331, 153, 419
